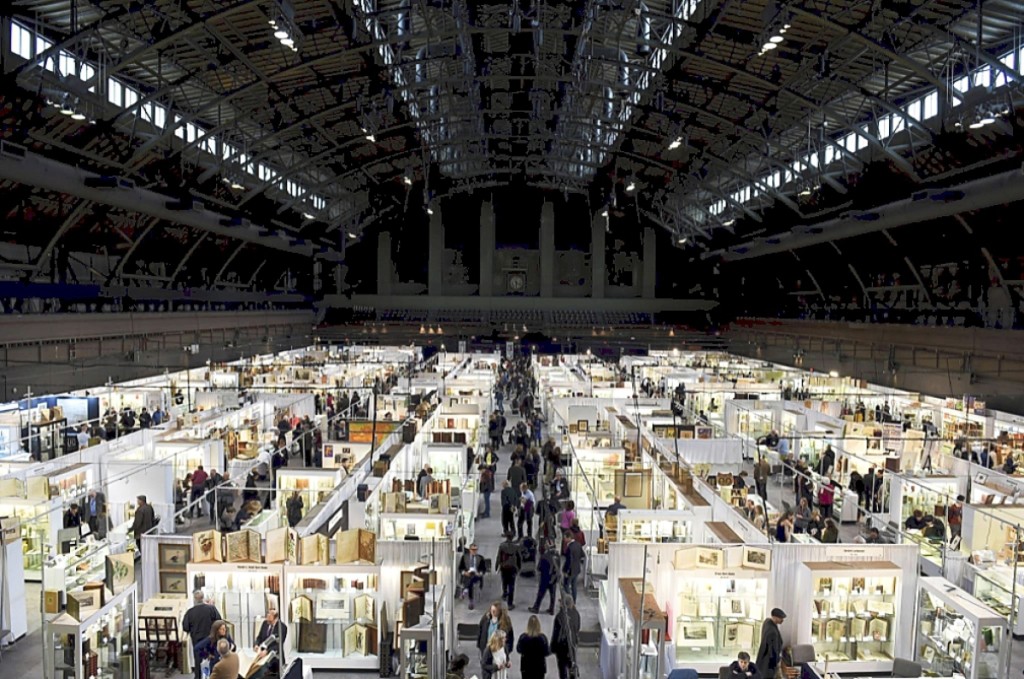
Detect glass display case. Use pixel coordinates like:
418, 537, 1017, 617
616, 510, 692, 544
969, 565, 1024, 635
618, 577, 666, 679
0, 499, 58, 579
277, 469, 344, 525
43, 583, 138, 679
915, 577, 1007, 679
671, 570, 768, 669
43, 541, 112, 597
802, 561, 901, 663
283, 564, 380, 669
399, 624, 434, 679
423, 444, 466, 480
379, 515, 452, 541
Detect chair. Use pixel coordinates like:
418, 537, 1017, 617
892, 658, 922, 678
791, 644, 816, 664
667, 670, 699, 679
718, 666, 732, 679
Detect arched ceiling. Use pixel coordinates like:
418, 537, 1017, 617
2, 0, 1023, 293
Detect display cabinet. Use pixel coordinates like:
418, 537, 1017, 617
43, 541, 112, 599
422, 444, 466, 480
969, 565, 1024, 635
801, 561, 901, 664
398, 624, 434, 679
277, 469, 343, 525
379, 514, 452, 541
283, 564, 381, 669
185, 562, 283, 648
915, 577, 1007, 679
618, 578, 666, 679
671, 568, 768, 669
616, 510, 693, 543
43, 583, 138, 679
0, 498, 62, 580
30, 417, 68, 460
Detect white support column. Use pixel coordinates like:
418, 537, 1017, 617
642, 226, 656, 299
591, 211, 606, 299
428, 206, 443, 295
480, 199, 495, 297
377, 231, 393, 296
540, 201, 555, 298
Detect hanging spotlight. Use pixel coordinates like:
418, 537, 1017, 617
600, 209, 609, 218
280, 37, 295, 47
71, 111, 86, 121
59, 99, 75, 115
667, 137, 683, 150
625, 181, 636, 192
274, 28, 289, 39
769, 35, 784, 44
403, 175, 413, 186
302, 212, 315, 220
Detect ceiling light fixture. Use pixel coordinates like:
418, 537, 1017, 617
979, 116, 995, 126
348, 232, 357, 239
667, 137, 683, 150
274, 29, 289, 39
677, 237, 687, 244
798, 187, 812, 197
969, 120, 985, 129
59, 101, 75, 115
365, 133, 376, 142
426, 207, 434, 215
302, 212, 315, 220
600, 209, 609, 218
723, 219, 735, 226
230, 180, 244, 190
71, 111, 86, 121
403, 176, 413, 186
280, 37, 294, 47
769, 35, 784, 43
625, 182, 636, 192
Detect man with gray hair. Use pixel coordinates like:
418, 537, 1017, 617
182, 590, 221, 679
210, 639, 239, 679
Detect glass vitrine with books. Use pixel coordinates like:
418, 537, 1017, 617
802, 561, 901, 663
43, 584, 138, 679
283, 564, 381, 669
915, 577, 1007, 679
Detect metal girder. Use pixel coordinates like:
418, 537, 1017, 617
787, 6, 962, 104
169, 231, 211, 283
214, 242, 248, 285
30, 199, 92, 279
113, 217, 161, 278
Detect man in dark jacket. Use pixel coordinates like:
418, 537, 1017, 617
182, 590, 222, 679
496, 532, 522, 610
252, 608, 287, 678
507, 457, 527, 490
551, 596, 580, 679
728, 651, 761, 679
561, 531, 584, 604
500, 481, 519, 536
755, 608, 786, 677
130, 494, 157, 554
458, 543, 486, 610
529, 542, 559, 614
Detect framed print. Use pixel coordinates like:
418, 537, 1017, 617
66, 590, 101, 621
721, 597, 746, 617
677, 620, 715, 647
623, 472, 643, 498
576, 420, 589, 432
315, 593, 350, 619
158, 543, 190, 571
724, 622, 753, 647
160, 571, 188, 595
741, 546, 771, 571
694, 547, 723, 570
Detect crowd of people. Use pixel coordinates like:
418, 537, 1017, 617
181, 589, 286, 679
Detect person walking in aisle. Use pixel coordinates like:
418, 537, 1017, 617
479, 464, 495, 518
477, 603, 514, 666
516, 614, 551, 678
481, 630, 511, 679
182, 590, 222, 679
818, 478, 836, 519
286, 491, 304, 528
551, 596, 581, 679
518, 483, 535, 539
754, 455, 770, 499
949, 495, 964, 541
507, 457, 527, 491
529, 541, 560, 614
190, 465, 208, 518
130, 494, 157, 555
500, 480, 519, 536
497, 532, 522, 609
755, 608, 786, 679
561, 529, 584, 604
